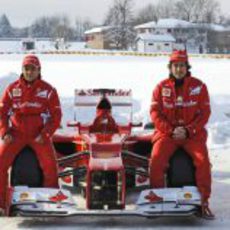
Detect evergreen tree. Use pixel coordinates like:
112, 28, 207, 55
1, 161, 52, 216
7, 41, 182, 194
0, 14, 13, 37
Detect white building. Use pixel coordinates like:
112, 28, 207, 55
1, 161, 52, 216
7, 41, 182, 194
84, 26, 116, 49
136, 33, 176, 53
134, 18, 208, 53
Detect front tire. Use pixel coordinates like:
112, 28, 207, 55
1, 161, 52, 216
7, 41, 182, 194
11, 146, 43, 187
166, 148, 196, 187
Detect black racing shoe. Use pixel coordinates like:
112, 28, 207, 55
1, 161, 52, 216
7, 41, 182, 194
201, 201, 215, 220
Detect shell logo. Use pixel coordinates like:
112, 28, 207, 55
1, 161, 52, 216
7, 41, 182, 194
20, 192, 30, 201
184, 192, 192, 199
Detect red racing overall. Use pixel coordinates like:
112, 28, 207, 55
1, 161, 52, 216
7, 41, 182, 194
0, 75, 62, 210
149, 75, 211, 202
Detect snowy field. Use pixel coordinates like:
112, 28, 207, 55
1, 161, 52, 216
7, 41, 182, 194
0, 53, 229, 149
0, 54, 230, 228
0, 41, 86, 53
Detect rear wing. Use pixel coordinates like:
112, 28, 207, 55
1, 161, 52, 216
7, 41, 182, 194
73, 89, 132, 124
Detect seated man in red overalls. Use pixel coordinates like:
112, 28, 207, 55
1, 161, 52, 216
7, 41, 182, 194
0, 55, 62, 215
149, 50, 214, 219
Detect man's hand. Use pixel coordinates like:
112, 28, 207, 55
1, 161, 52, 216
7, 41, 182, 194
172, 126, 188, 140
2, 133, 13, 144
35, 134, 44, 144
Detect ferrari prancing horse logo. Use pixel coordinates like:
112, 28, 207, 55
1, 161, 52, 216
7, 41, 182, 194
12, 88, 22, 97
162, 88, 171, 97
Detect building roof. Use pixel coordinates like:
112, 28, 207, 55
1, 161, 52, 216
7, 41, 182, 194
135, 18, 194, 30
134, 21, 157, 29
192, 23, 230, 31
84, 26, 111, 35
136, 33, 176, 42
135, 18, 230, 32
209, 24, 229, 31
156, 18, 194, 28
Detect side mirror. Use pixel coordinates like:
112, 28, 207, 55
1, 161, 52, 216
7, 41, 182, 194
131, 122, 143, 128
144, 122, 155, 130
67, 121, 79, 127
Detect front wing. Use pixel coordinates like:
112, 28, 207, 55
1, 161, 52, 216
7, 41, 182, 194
11, 186, 201, 217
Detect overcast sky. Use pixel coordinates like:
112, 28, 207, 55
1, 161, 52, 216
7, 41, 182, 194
0, 0, 229, 27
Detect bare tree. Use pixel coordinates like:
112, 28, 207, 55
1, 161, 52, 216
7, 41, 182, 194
134, 0, 176, 25
174, 0, 196, 21
52, 16, 74, 41
75, 18, 94, 40
156, 0, 176, 19
219, 15, 230, 26
202, 0, 220, 23
193, 0, 220, 23
30, 15, 74, 41
30, 17, 54, 37
173, 0, 220, 23
104, 0, 135, 50
133, 4, 159, 25
217, 15, 228, 25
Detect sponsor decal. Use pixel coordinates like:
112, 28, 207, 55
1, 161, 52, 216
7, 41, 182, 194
162, 87, 171, 97
174, 100, 197, 108
175, 96, 183, 107
190, 86, 201, 96
21, 102, 42, 108
36, 90, 48, 98
20, 192, 30, 201
92, 151, 118, 158
12, 88, 22, 97
101, 118, 109, 124
151, 101, 158, 106
178, 119, 184, 124
137, 175, 148, 184
184, 192, 193, 200
183, 101, 197, 107
13, 103, 20, 109
163, 102, 173, 108
145, 191, 163, 203
75, 89, 131, 96
49, 190, 68, 203
177, 96, 183, 103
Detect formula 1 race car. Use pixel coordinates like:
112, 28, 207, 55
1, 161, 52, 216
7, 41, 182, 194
7, 89, 202, 218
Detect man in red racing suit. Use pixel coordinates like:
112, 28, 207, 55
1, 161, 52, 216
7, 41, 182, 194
149, 50, 214, 219
0, 55, 62, 214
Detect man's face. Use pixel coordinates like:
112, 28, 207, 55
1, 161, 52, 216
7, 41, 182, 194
22, 65, 40, 82
170, 62, 187, 79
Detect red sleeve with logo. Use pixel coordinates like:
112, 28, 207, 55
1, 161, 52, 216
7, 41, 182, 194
150, 84, 173, 135
0, 86, 12, 137
40, 88, 62, 139
186, 83, 211, 137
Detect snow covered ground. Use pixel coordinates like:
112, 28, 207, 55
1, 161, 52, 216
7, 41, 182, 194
0, 54, 230, 228
0, 54, 229, 148
0, 40, 86, 53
